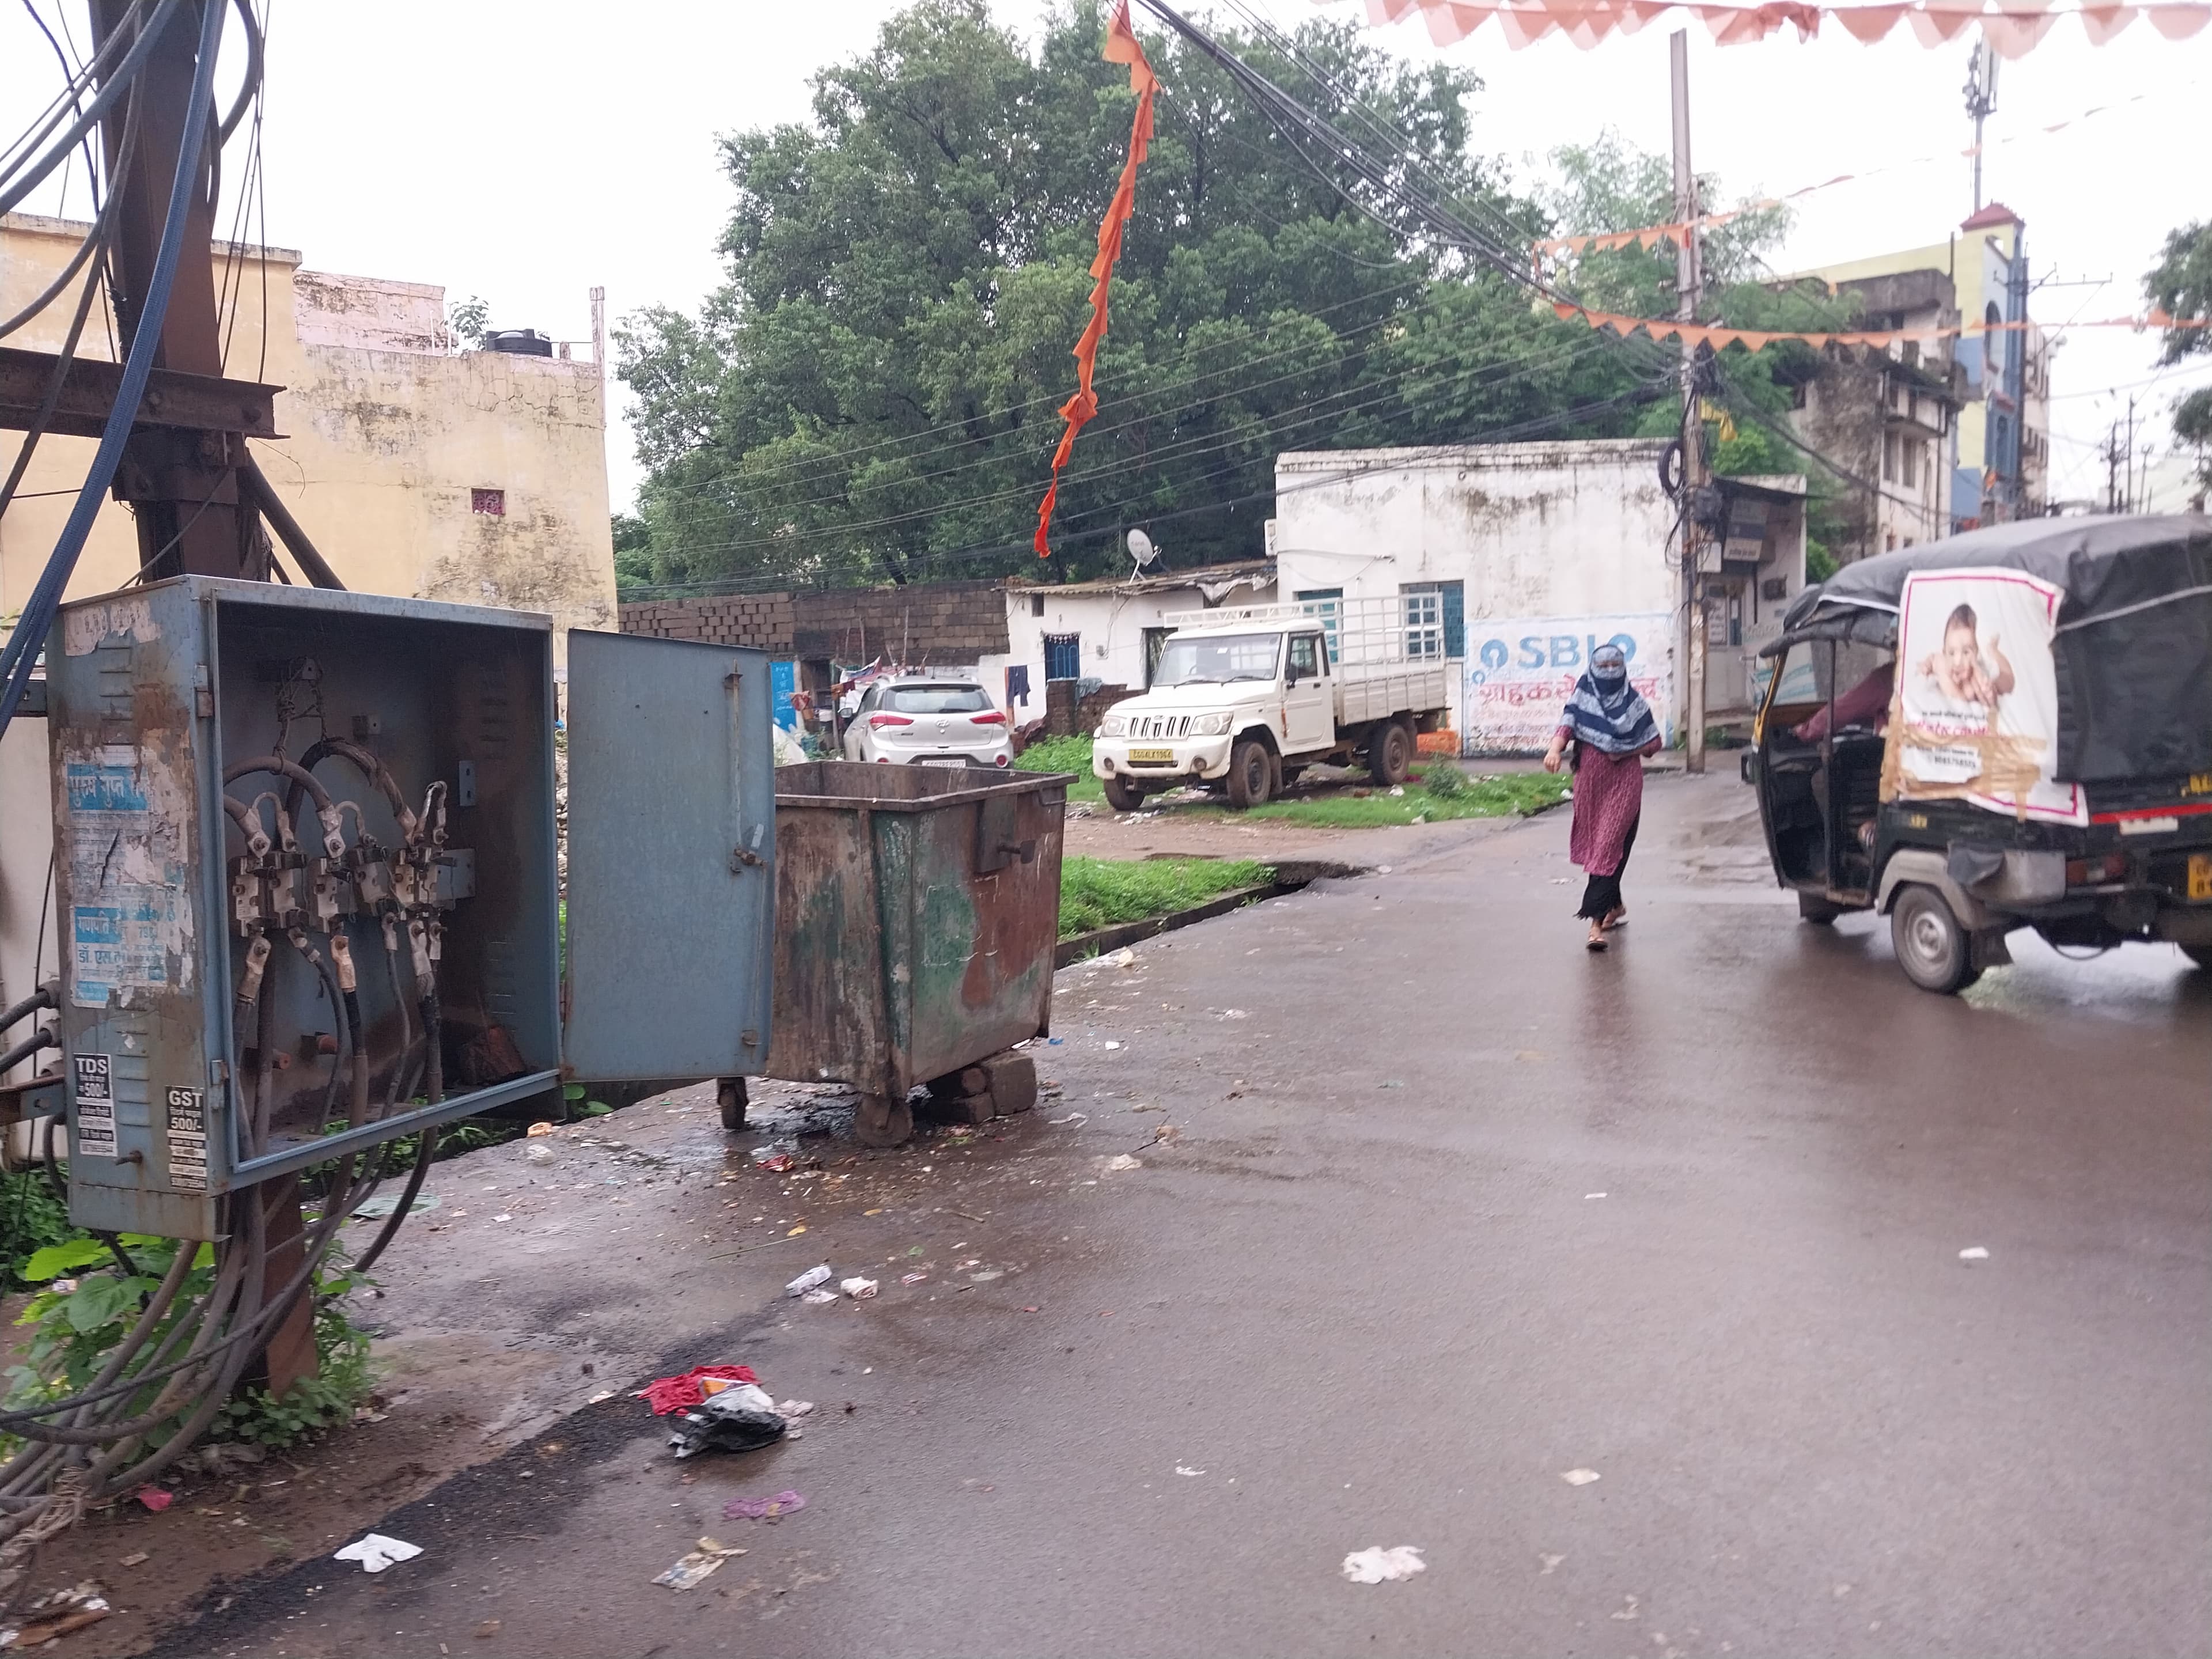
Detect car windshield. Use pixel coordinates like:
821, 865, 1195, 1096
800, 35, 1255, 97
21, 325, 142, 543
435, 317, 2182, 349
885, 684, 990, 714
1152, 632, 1281, 687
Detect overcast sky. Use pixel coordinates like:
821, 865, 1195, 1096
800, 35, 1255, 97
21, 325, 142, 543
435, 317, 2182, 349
5, 1, 2206, 513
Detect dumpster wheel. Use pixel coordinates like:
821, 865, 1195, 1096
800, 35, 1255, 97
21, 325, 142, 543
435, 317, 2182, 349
854, 1091, 915, 1148
717, 1076, 748, 1133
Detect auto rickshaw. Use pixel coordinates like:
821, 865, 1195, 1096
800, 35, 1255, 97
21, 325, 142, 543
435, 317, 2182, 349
1743, 514, 2212, 993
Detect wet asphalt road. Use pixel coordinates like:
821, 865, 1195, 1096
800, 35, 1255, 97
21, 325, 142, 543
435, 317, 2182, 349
178, 771, 2210, 1658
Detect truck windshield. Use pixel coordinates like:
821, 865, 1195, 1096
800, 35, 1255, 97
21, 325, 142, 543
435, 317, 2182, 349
1153, 633, 1281, 687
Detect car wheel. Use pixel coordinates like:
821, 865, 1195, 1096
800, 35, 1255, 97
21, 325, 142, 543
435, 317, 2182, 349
1367, 721, 1411, 786
1797, 892, 1843, 925
1226, 739, 1274, 808
1103, 774, 1146, 813
1890, 884, 1977, 994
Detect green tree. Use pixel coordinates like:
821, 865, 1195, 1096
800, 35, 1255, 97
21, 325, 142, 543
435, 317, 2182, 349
446, 294, 491, 351
2144, 221, 2211, 481
616, 0, 1662, 592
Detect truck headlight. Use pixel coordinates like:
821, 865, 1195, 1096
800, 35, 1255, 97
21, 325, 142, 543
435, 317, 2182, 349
1191, 712, 1233, 736
1099, 713, 1129, 737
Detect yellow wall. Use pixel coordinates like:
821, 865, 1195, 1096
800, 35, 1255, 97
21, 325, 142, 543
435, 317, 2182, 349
0, 214, 616, 639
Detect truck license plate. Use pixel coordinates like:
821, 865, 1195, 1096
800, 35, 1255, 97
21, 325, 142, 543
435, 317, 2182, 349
2190, 853, 2212, 902
1127, 748, 1173, 763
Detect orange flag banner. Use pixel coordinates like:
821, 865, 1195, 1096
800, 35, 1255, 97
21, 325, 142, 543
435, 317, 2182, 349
1034, 2, 1158, 558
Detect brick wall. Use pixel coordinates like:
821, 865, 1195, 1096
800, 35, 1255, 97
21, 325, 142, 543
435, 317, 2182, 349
1045, 680, 1137, 737
618, 593, 795, 652
618, 579, 1009, 662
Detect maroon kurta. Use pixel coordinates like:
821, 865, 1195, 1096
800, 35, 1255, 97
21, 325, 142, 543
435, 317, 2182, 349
1565, 743, 1646, 877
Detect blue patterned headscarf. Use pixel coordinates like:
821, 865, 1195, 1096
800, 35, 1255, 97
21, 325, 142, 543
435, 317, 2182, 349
1562, 644, 1658, 755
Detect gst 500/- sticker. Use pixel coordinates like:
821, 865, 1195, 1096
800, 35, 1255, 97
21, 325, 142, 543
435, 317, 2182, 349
165, 1086, 207, 1192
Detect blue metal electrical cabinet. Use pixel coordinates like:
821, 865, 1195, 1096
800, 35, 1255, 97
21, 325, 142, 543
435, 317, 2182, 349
43, 579, 774, 1239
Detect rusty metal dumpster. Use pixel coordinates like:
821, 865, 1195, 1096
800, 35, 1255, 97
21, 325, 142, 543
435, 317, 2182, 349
760, 762, 1070, 1145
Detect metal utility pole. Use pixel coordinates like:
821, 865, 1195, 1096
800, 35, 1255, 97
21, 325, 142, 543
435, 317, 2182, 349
2124, 395, 2138, 513
2103, 418, 2123, 513
1963, 37, 1998, 215
1671, 29, 1706, 774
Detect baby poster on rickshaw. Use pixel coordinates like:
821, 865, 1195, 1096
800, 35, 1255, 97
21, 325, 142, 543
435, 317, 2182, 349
1883, 568, 2087, 825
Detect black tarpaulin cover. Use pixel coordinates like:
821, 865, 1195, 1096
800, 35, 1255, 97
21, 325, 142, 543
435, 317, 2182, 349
1784, 516, 2212, 782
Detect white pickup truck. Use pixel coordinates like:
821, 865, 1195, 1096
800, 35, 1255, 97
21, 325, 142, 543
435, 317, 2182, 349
1089, 600, 1455, 810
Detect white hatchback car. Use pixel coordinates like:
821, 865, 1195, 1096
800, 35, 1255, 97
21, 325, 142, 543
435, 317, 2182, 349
843, 679, 1013, 770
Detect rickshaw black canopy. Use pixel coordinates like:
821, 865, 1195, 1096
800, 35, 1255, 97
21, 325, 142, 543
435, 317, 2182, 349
1780, 514, 2212, 782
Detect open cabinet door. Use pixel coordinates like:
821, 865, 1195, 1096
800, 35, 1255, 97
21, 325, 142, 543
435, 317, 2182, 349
563, 631, 775, 1082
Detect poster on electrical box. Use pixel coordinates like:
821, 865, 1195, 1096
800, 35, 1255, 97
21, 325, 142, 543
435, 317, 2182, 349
1885, 568, 2085, 824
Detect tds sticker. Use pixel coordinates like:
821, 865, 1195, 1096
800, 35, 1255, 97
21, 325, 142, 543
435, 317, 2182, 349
73, 1054, 117, 1160
165, 1086, 207, 1192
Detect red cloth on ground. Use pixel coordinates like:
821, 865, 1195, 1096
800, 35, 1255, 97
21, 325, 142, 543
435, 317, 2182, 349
642, 1364, 759, 1416
1564, 739, 1651, 877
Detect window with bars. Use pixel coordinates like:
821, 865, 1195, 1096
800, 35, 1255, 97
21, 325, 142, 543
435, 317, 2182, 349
471, 487, 506, 516
1398, 581, 1463, 660
1044, 633, 1081, 681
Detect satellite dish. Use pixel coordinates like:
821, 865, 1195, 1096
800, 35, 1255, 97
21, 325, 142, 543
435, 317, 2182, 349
1126, 528, 1158, 571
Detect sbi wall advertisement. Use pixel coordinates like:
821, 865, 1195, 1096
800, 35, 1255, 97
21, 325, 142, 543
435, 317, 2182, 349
1462, 612, 1675, 753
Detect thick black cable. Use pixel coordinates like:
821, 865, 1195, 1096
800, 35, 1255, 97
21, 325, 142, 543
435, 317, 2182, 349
0, 0, 184, 219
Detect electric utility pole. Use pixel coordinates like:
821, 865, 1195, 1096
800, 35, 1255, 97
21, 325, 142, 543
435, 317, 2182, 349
1672, 29, 1706, 774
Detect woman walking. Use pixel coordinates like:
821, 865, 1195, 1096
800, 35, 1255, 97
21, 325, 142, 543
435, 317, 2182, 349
1543, 643, 1662, 951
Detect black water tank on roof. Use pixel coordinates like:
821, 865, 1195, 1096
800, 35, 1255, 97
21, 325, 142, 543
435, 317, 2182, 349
483, 328, 553, 357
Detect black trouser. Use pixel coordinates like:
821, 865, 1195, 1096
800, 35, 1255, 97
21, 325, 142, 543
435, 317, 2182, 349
1575, 813, 1639, 921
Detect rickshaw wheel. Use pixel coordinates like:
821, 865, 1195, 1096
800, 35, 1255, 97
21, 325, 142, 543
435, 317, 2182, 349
1891, 884, 1979, 994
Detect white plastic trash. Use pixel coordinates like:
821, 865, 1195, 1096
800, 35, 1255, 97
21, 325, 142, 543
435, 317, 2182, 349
1342, 1545, 1425, 1584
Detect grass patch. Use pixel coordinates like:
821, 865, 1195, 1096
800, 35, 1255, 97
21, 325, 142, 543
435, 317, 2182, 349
1016, 733, 1101, 801
1238, 767, 1569, 827
1058, 855, 1273, 939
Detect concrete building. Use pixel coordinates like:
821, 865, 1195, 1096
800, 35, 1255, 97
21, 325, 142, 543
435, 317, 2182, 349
1805, 203, 2050, 529
1786, 267, 1965, 559
990, 560, 1275, 723
1, 213, 618, 1066
1270, 440, 1807, 751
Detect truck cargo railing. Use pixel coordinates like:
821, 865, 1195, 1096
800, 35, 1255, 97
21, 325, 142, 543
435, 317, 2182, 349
1162, 594, 1455, 669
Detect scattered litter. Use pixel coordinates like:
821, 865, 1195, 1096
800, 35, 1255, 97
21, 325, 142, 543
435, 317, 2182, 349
586, 1389, 616, 1404
786, 1264, 834, 1298
1539, 1553, 1565, 1575
1103, 1154, 1142, 1172
1560, 1468, 1601, 1486
968, 1269, 1003, 1282
1103, 1040, 1122, 1051
899, 1272, 929, 1285
1388, 787, 1404, 797
1175, 1465, 1205, 1477
7, 1588, 111, 1647
334, 1533, 423, 1573
1959, 1246, 1990, 1261
351, 1191, 438, 1219
668, 1384, 788, 1459
1112, 948, 1137, 967
1342, 1546, 1425, 1584
1585, 1192, 1607, 1200
119, 1552, 149, 1568
492, 1213, 513, 1223
1376, 865, 1393, 874
801, 1288, 839, 1305
651, 1537, 747, 1589
1130, 1100, 1164, 1112
776, 1400, 815, 1420
134, 1487, 172, 1513
1047, 1112, 1089, 1126
757, 1154, 796, 1173
722, 1489, 807, 1522
475, 1619, 503, 1638
840, 1277, 880, 1299
1611, 1595, 1641, 1620
641, 1365, 761, 1416
525, 1120, 555, 1138
1047, 1036, 1064, 1044
1152, 1124, 1180, 1145
525, 1143, 555, 1164
786, 1225, 806, 1236
1219, 1009, 1249, 1020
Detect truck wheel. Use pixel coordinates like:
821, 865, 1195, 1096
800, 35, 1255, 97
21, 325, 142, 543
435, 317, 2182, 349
1103, 774, 1146, 813
1889, 884, 1978, 994
1367, 721, 1411, 786
1227, 740, 1274, 808
1797, 892, 1843, 925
